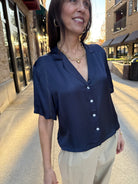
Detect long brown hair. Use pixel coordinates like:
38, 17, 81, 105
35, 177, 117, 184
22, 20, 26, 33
48, 0, 92, 50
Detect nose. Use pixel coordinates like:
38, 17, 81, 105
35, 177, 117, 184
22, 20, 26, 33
77, 1, 86, 12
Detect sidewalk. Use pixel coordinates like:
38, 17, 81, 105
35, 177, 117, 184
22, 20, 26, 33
0, 73, 138, 184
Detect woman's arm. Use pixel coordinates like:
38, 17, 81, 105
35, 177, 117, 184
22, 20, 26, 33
38, 115, 58, 184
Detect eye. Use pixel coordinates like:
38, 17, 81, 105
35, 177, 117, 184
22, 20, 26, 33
83, 0, 90, 9
69, 0, 77, 2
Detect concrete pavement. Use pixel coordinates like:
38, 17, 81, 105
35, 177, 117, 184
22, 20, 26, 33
0, 73, 138, 184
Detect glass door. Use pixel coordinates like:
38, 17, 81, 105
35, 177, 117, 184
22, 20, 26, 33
19, 11, 32, 83
9, 1, 26, 89
12, 28, 25, 88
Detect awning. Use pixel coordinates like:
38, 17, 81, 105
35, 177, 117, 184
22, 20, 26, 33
22, 0, 40, 10
110, 34, 129, 46
36, 5, 46, 16
124, 30, 138, 43
36, 5, 47, 35
102, 39, 114, 47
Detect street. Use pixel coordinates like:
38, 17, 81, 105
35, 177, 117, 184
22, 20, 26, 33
0, 73, 138, 184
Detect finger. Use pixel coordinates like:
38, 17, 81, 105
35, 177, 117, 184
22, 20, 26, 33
120, 141, 125, 152
116, 142, 120, 154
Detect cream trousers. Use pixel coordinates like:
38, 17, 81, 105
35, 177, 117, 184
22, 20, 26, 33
58, 132, 118, 184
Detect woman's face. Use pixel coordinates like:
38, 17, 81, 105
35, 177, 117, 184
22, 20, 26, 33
61, 0, 90, 37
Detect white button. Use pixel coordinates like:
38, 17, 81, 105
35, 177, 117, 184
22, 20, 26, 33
96, 127, 100, 131
92, 113, 96, 117
90, 99, 94, 103
87, 86, 90, 90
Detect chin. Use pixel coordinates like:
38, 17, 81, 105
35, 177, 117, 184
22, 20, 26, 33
65, 27, 85, 36
72, 29, 84, 35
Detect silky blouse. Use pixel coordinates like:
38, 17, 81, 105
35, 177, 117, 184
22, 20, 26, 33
33, 43, 120, 152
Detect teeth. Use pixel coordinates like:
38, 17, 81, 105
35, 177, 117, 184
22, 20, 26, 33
74, 18, 83, 22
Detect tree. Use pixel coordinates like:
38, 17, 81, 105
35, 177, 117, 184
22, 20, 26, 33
96, 21, 105, 45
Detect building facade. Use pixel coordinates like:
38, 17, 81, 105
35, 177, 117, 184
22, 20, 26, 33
103, 0, 138, 58
0, 0, 47, 113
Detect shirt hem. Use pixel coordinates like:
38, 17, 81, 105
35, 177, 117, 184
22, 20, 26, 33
58, 127, 120, 152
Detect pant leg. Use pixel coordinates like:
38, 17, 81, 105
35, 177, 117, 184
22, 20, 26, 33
58, 147, 98, 184
58, 132, 118, 184
93, 132, 119, 184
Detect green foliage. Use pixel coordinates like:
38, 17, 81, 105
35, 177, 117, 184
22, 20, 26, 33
107, 56, 133, 64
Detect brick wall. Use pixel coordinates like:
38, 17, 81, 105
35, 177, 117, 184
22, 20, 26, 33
106, 0, 138, 40
111, 61, 130, 79
106, 0, 115, 12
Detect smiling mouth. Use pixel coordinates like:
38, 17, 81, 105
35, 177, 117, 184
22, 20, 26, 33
73, 18, 84, 23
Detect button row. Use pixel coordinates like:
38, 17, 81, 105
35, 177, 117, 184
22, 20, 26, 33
86, 85, 99, 132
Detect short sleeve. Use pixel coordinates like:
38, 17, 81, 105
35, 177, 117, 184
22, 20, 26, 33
33, 60, 57, 120
103, 50, 114, 93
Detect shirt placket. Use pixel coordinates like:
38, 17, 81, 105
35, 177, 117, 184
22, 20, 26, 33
86, 84, 101, 133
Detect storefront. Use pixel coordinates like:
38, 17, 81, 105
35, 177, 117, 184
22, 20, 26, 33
108, 47, 114, 58
133, 43, 138, 55
0, 0, 46, 113
124, 30, 138, 56
103, 31, 138, 59
116, 45, 128, 58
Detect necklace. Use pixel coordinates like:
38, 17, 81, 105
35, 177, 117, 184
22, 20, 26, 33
57, 43, 86, 64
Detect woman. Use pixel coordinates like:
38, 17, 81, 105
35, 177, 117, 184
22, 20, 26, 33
33, 0, 125, 183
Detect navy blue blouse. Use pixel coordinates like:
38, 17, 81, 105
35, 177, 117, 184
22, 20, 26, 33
33, 44, 120, 152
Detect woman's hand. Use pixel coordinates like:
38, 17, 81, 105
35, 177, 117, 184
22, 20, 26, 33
116, 131, 125, 154
44, 168, 58, 184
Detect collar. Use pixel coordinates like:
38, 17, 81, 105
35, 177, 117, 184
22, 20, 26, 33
50, 43, 96, 61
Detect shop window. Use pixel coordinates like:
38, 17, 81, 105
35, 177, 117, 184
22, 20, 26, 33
108, 47, 114, 58
115, 0, 121, 5
128, 0, 133, 16
117, 45, 128, 58
19, 11, 32, 82
0, 1, 12, 73
114, 3, 127, 32
8, 0, 25, 88
0, 1, 4, 20
9, 1, 16, 26
19, 11, 27, 33
134, 0, 138, 12
133, 43, 138, 55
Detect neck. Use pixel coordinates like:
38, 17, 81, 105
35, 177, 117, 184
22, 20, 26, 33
59, 33, 82, 54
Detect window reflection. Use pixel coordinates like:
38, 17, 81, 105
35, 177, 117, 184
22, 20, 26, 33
19, 11, 31, 82
21, 33, 30, 68
134, 43, 138, 55
0, 2, 12, 73
108, 47, 114, 58
11, 29, 24, 84
0, 2, 4, 20
9, 1, 16, 26
19, 12, 27, 33
117, 45, 128, 58
12, 30, 22, 69
134, 0, 138, 12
